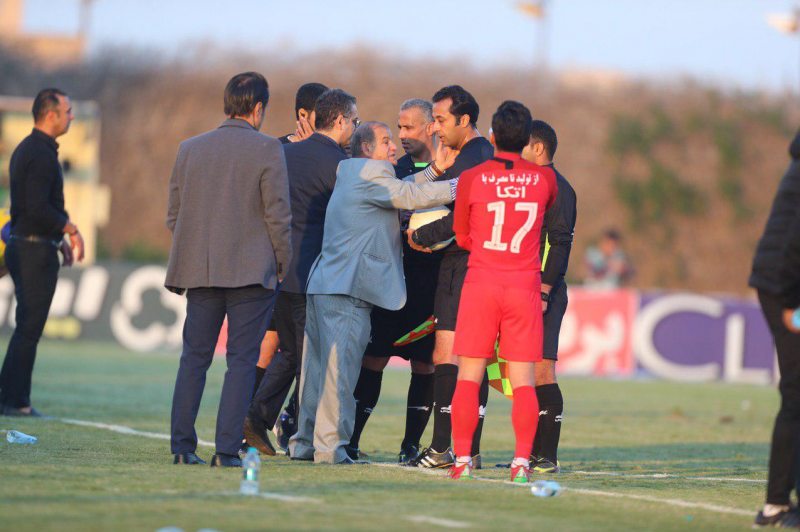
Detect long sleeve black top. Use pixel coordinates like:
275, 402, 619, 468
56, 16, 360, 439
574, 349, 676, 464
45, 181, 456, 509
8, 129, 68, 240
540, 164, 577, 287
415, 136, 494, 255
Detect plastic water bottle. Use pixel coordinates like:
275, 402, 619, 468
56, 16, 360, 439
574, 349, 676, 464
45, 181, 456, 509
6, 430, 37, 444
240, 447, 261, 495
530, 480, 563, 497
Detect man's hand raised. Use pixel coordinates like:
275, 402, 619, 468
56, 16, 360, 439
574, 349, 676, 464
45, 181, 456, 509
294, 116, 315, 141
433, 143, 460, 173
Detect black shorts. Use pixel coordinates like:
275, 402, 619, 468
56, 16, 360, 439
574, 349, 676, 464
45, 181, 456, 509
433, 253, 468, 332
543, 280, 568, 361
267, 313, 277, 332
365, 250, 441, 362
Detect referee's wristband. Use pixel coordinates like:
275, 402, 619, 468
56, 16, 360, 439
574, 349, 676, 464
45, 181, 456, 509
541, 292, 551, 303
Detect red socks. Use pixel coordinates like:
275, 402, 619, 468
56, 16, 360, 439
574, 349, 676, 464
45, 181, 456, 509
451, 380, 480, 458
512, 385, 539, 459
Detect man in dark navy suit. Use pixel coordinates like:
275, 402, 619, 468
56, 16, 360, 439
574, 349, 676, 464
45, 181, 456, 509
245, 89, 359, 456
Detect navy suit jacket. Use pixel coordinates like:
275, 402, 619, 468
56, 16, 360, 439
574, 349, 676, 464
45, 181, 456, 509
281, 133, 348, 293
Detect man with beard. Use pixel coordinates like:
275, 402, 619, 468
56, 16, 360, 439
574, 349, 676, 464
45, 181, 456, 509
347, 99, 441, 463
406, 86, 494, 469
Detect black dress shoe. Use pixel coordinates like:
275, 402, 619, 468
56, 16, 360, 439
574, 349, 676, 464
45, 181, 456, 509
2, 405, 51, 418
210, 454, 242, 468
173, 452, 207, 465
243, 415, 276, 456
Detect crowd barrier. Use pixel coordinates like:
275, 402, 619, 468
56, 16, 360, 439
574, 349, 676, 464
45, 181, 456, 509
0, 263, 777, 385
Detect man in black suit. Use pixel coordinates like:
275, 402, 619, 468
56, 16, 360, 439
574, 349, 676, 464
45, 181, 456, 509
245, 89, 359, 456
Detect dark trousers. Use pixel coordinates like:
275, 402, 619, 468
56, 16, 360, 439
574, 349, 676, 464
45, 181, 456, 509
758, 289, 800, 505
0, 240, 59, 409
250, 291, 305, 428
170, 285, 276, 456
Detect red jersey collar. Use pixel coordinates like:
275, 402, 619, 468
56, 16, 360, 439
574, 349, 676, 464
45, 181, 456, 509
493, 151, 523, 161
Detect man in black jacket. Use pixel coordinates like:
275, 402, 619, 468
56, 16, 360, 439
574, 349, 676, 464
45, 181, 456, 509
0, 88, 85, 417
245, 89, 358, 456
406, 86, 494, 469
254, 82, 329, 452
521, 120, 576, 474
751, 128, 800, 528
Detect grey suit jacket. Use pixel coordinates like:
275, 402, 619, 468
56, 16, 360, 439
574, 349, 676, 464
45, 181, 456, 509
305, 158, 452, 310
165, 118, 292, 293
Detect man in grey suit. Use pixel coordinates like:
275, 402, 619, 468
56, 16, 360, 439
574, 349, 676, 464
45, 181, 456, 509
288, 122, 459, 464
166, 72, 291, 468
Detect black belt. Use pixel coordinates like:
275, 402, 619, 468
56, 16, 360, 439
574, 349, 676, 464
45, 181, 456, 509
9, 234, 61, 248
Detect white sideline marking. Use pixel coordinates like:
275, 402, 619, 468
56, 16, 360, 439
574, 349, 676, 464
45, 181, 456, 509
407, 515, 471, 528
218, 491, 321, 504
61, 418, 215, 447
58, 417, 758, 518
570, 470, 766, 484
376, 464, 753, 517
566, 487, 752, 517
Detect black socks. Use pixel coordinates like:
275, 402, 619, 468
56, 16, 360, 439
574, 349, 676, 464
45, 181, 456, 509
470, 372, 489, 456
349, 367, 383, 449
531, 383, 563, 463
430, 364, 458, 451
401, 372, 434, 450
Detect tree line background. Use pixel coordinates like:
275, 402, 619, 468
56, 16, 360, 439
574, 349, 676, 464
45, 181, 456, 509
1, 44, 797, 295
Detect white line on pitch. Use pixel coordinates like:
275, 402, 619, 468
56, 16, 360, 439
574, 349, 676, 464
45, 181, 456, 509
375, 464, 753, 517
61, 418, 215, 447
217, 491, 321, 504
57, 416, 759, 517
407, 515, 471, 528
570, 470, 766, 483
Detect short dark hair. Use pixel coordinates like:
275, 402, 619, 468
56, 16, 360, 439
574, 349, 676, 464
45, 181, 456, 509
603, 229, 621, 242
32, 88, 67, 122
314, 89, 357, 131
530, 119, 558, 160
491, 101, 533, 153
295, 82, 329, 119
432, 85, 479, 126
352, 121, 387, 158
223, 72, 270, 117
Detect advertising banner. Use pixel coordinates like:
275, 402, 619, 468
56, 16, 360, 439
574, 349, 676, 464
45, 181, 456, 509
0, 263, 780, 384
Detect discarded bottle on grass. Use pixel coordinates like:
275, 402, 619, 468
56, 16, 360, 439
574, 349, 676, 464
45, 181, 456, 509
530, 480, 563, 497
6, 430, 37, 444
240, 447, 261, 496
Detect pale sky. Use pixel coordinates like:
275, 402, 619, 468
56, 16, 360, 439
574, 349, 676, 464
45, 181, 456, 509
21, 0, 800, 92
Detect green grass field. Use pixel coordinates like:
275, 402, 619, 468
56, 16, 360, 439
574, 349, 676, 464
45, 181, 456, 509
0, 338, 777, 532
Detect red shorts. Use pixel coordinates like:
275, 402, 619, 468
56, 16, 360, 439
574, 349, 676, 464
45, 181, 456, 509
453, 281, 543, 363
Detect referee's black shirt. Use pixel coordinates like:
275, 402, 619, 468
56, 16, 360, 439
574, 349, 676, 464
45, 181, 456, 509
540, 163, 577, 288
8, 129, 68, 240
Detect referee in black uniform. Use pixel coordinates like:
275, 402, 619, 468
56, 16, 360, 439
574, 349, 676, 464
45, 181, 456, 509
522, 120, 576, 473
406, 86, 494, 469
0, 88, 85, 417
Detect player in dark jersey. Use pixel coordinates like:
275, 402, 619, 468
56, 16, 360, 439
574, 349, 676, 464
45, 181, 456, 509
521, 120, 576, 473
406, 86, 494, 469
448, 101, 557, 482
346, 99, 441, 463
277, 82, 329, 145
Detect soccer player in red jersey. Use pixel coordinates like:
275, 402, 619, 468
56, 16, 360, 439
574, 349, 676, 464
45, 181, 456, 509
447, 101, 557, 483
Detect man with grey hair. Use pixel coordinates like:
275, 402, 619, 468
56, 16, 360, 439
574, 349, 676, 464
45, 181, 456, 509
347, 100, 443, 463
288, 121, 458, 464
